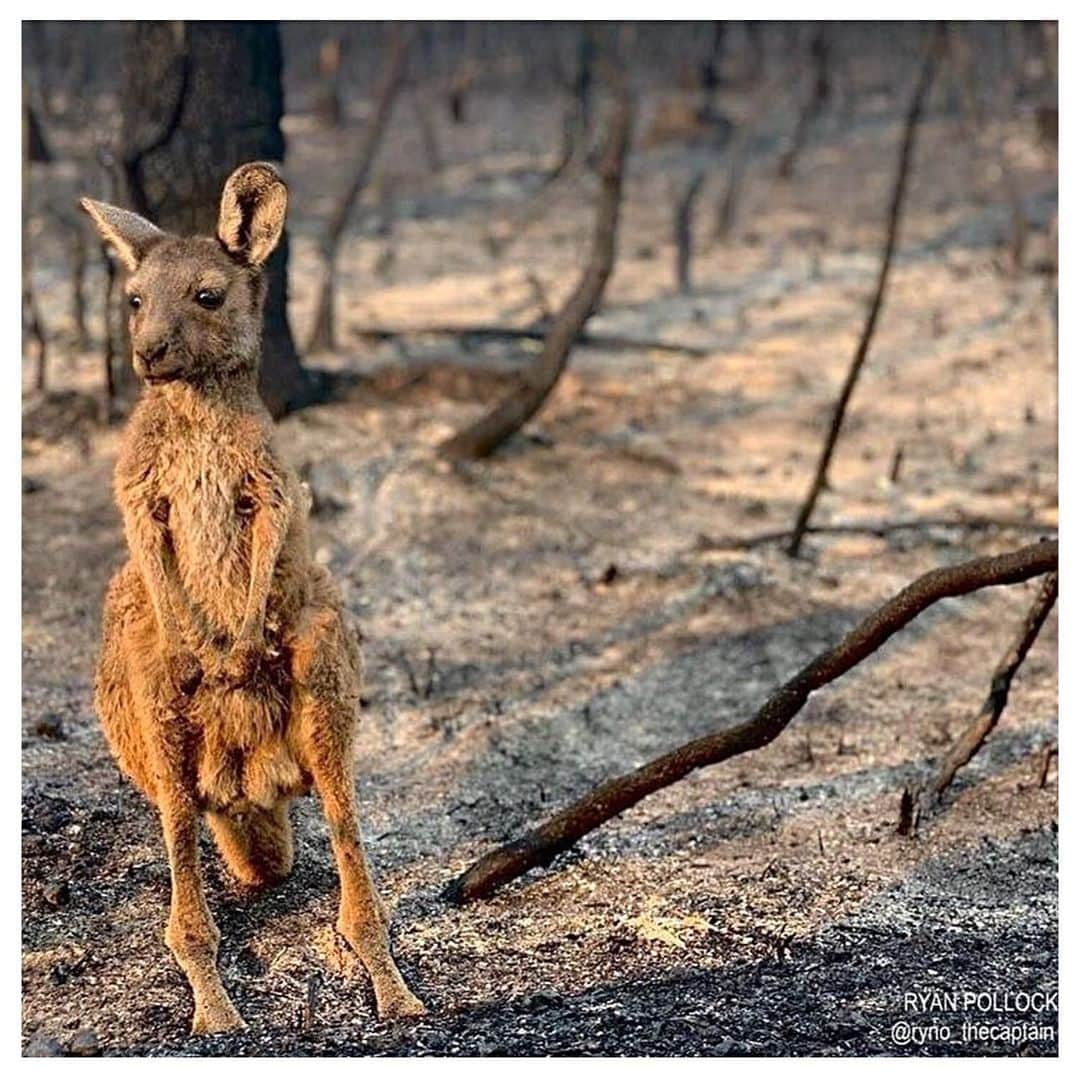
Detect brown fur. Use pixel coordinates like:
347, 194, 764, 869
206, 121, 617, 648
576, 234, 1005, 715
83, 163, 425, 1035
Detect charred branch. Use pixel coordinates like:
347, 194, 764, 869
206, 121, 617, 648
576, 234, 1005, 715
307, 27, 410, 355
437, 89, 634, 461
787, 32, 943, 557
902, 570, 1058, 832
446, 540, 1057, 903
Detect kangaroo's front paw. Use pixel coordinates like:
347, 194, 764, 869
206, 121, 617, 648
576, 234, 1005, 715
191, 997, 246, 1035
166, 650, 204, 698
222, 639, 263, 686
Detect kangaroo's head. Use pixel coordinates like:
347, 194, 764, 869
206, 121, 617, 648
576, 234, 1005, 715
80, 162, 287, 387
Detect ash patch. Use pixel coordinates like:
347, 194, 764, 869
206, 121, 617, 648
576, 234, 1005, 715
111, 830, 1056, 1057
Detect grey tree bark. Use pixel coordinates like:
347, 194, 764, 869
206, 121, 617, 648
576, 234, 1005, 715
122, 21, 312, 418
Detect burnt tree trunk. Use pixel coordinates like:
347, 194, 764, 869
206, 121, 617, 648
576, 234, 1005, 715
674, 169, 706, 294
91, 148, 134, 416
701, 23, 726, 118
22, 97, 48, 392
776, 24, 831, 179
68, 222, 89, 352
557, 26, 597, 171
713, 77, 783, 242
121, 21, 311, 418
102, 246, 120, 416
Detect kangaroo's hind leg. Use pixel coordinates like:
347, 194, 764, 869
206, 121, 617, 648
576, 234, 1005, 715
290, 602, 426, 1020
159, 780, 246, 1035
98, 566, 244, 1034
208, 800, 294, 889
129, 654, 245, 1035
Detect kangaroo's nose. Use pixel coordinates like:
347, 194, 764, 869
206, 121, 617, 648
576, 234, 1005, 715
141, 340, 169, 368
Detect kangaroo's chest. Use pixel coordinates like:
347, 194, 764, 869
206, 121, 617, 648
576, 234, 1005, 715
148, 432, 266, 633
161, 434, 252, 563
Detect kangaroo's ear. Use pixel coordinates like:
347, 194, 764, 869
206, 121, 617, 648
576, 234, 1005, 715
79, 198, 164, 272
216, 162, 288, 267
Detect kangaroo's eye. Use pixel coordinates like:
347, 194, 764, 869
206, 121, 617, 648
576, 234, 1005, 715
195, 289, 224, 311
128, 295, 142, 311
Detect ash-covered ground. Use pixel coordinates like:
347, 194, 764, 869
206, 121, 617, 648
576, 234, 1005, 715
23, 79, 1057, 1056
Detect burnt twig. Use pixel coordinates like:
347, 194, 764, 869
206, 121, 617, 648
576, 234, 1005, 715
308, 28, 410, 354
921, 571, 1057, 807
438, 88, 634, 460
1037, 743, 1057, 789
787, 31, 943, 557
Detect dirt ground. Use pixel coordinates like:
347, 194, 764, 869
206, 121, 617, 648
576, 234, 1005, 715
22, 83, 1058, 1056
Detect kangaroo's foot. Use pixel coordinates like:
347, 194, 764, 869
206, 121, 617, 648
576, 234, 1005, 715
156, 778, 245, 1038
372, 980, 428, 1021
192, 993, 247, 1035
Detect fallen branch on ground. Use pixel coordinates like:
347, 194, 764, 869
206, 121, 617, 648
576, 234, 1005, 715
445, 539, 1057, 903
899, 570, 1057, 834
352, 323, 707, 357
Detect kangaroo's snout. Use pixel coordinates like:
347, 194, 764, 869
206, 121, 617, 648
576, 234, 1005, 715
135, 338, 180, 383
142, 340, 170, 366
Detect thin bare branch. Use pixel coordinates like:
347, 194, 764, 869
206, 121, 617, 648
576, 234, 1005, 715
787, 31, 943, 557
919, 571, 1057, 811
307, 28, 410, 354
438, 89, 634, 461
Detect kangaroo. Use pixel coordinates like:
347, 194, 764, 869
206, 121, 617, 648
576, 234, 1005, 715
82, 162, 425, 1035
